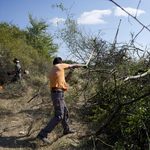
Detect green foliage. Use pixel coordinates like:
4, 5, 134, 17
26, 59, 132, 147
0, 21, 53, 87
26, 14, 58, 58
63, 59, 77, 64
82, 60, 150, 149
1, 7, 150, 150
51, 2, 67, 12
57, 10, 150, 149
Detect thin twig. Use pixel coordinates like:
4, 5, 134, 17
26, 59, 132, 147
114, 72, 120, 104
97, 137, 114, 148
131, 27, 144, 45
113, 19, 121, 49
135, 0, 141, 18
103, 68, 116, 90
109, 0, 150, 32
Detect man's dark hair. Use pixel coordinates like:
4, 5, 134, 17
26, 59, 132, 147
53, 57, 62, 65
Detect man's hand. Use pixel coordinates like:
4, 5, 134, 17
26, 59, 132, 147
82, 64, 88, 69
70, 68, 74, 73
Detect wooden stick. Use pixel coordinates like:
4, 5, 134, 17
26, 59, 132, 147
27, 94, 38, 103
86, 50, 94, 66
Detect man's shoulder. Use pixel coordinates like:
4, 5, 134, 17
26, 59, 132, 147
57, 63, 69, 68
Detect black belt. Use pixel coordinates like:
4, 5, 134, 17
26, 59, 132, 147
51, 91, 64, 93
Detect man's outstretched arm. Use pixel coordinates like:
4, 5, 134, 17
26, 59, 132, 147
65, 64, 88, 82
68, 64, 88, 69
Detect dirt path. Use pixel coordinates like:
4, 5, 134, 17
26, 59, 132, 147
0, 88, 95, 150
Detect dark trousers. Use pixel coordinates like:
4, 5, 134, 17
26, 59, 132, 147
11, 73, 22, 83
39, 91, 71, 137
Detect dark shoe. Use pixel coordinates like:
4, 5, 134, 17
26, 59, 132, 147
37, 134, 51, 144
63, 130, 75, 135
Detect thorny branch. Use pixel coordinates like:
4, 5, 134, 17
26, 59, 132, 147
130, 27, 144, 45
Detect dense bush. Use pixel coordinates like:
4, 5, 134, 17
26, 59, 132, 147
0, 15, 58, 87
58, 12, 150, 149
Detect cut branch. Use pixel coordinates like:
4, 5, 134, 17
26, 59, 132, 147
124, 69, 150, 81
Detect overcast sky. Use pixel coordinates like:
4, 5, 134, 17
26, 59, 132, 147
0, 0, 150, 60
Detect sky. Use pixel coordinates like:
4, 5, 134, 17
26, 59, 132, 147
0, 0, 150, 60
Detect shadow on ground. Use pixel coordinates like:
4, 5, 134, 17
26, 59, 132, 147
0, 135, 36, 149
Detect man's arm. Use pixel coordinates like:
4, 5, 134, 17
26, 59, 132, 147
65, 63, 88, 82
68, 64, 88, 69
68, 64, 83, 68
65, 71, 73, 82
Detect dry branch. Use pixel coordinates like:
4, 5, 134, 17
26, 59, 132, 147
135, 0, 141, 18
124, 69, 150, 81
112, 19, 121, 51
109, 0, 150, 32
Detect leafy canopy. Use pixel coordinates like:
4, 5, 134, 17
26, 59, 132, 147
26, 14, 58, 58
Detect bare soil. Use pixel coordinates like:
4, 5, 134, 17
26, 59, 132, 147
0, 85, 96, 150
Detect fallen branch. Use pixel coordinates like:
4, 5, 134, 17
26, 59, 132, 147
97, 137, 114, 148
27, 80, 49, 103
124, 69, 150, 81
